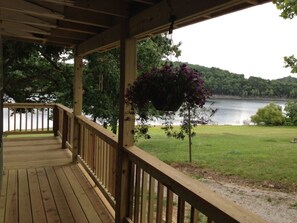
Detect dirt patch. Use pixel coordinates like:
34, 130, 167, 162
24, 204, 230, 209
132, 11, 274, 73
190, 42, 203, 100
171, 163, 297, 223
171, 162, 297, 192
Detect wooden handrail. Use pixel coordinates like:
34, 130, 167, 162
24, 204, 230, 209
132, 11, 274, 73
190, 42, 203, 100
55, 103, 73, 116
76, 115, 118, 148
3, 103, 55, 108
125, 145, 268, 223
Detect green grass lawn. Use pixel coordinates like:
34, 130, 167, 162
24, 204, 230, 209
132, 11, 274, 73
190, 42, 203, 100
136, 125, 297, 190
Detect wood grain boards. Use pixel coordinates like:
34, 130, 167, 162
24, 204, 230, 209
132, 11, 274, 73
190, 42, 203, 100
0, 166, 114, 223
3, 137, 71, 169
0, 137, 114, 223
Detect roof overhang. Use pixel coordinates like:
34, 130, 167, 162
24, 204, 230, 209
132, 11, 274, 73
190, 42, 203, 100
0, 0, 272, 56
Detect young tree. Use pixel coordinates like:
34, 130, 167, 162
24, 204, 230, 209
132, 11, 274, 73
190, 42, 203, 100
250, 102, 285, 126
163, 103, 216, 163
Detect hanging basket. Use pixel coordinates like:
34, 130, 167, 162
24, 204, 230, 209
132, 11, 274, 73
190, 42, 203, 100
126, 64, 208, 113
150, 93, 183, 111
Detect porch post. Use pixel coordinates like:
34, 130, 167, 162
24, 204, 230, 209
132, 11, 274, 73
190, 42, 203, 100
0, 35, 3, 192
116, 21, 137, 223
72, 50, 83, 163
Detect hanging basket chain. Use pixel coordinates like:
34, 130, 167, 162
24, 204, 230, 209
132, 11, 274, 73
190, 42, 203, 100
166, 0, 176, 34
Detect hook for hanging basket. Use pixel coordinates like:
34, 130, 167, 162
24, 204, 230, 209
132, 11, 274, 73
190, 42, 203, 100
168, 15, 176, 34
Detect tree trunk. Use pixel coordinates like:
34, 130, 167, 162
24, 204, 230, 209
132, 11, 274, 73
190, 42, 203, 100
188, 107, 192, 163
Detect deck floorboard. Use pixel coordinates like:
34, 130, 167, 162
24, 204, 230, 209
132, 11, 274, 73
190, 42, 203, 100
1, 136, 114, 223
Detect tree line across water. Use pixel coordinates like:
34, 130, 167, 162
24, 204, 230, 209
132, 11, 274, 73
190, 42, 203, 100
183, 63, 297, 99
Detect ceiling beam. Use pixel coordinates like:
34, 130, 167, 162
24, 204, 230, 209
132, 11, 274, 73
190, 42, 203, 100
0, 29, 45, 41
62, 6, 114, 28
3, 36, 45, 45
36, 0, 129, 17
0, 10, 56, 28
1, 0, 115, 28
57, 21, 101, 35
46, 36, 79, 46
28, 1, 115, 28
50, 29, 91, 40
0, 0, 63, 19
77, 25, 121, 56
0, 21, 50, 35
78, 0, 271, 56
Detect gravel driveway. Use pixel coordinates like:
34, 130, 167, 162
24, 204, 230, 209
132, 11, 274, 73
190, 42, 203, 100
202, 179, 297, 223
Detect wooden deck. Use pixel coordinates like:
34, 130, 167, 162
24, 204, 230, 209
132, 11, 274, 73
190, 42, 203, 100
0, 136, 114, 223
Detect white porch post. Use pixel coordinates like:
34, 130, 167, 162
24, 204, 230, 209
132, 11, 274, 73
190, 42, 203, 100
72, 51, 83, 163
116, 21, 137, 223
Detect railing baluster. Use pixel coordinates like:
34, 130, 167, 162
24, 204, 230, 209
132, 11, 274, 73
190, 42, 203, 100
140, 171, 148, 222
129, 163, 136, 220
58, 108, 62, 135
103, 142, 107, 186
8, 108, 10, 131
148, 176, 155, 223
93, 135, 98, 174
25, 109, 28, 131
41, 108, 44, 131
106, 144, 110, 191
69, 115, 72, 145
13, 108, 16, 131
190, 207, 199, 223
36, 108, 38, 131
134, 166, 141, 223
46, 108, 48, 132
177, 197, 185, 223
110, 146, 116, 196
62, 111, 68, 148
166, 189, 173, 223
156, 182, 164, 222
19, 109, 22, 131
98, 138, 103, 181
88, 131, 94, 170
84, 127, 88, 161
31, 109, 33, 132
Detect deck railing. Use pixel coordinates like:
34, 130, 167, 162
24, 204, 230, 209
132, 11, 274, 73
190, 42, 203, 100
3, 103, 268, 223
76, 115, 117, 208
3, 103, 56, 135
56, 104, 74, 151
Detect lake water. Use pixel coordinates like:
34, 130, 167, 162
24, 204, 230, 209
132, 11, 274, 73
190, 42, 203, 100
196, 98, 285, 125
150, 98, 286, 126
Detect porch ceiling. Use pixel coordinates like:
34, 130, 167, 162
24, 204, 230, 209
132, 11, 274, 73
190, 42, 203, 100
0, 0, 271, 55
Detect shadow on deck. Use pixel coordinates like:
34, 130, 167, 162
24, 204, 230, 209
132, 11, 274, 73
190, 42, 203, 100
0, 136, 114, 223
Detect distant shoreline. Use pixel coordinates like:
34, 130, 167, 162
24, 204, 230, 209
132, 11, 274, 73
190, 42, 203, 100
210, 95, 288, 102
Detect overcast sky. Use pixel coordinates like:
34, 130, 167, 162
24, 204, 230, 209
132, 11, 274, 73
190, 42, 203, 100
171, 2, 297, 80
